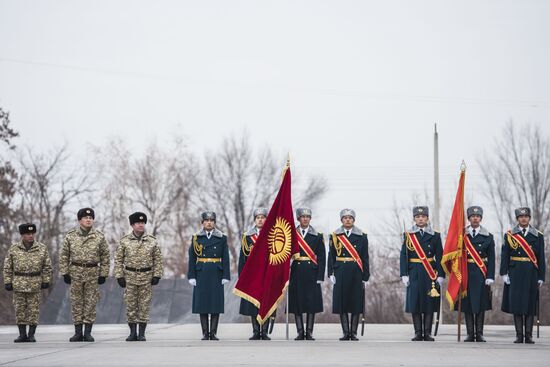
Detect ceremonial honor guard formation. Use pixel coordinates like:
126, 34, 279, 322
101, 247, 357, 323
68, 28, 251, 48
2, 162, 546, 347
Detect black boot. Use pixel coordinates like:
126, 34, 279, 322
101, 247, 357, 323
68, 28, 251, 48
138, 323, 147, 341
126, 323, 137, 341
14, 324, 27, 343
249, 317, 261, 340
200, 314, 209, 340
69, 324, 83, 342
83, 323, 94, 342
305, 313, 315, 341
261, 321, 271, 340
411, 313, 423, 341
475, 312, 486, 342
294, 314, 305, 340
339, 313, 350, 341
513, 315, 524, 343
349, 314, 360, 341
524, 315, 535, 344
209, 314, 219, 341
464, 313, 475, 342
27, 325, 37, 342
423, 313, 434, 341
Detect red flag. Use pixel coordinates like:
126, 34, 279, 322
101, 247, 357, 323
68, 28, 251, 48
441, 167, 468, 309
233, 164, 299, 324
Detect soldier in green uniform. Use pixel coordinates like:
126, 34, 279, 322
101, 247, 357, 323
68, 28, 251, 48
501, 207, 546, 344
59, 208, 110, 342
115, 212, 164, 342
328, 209, 370, 341
187, 211, 230, 340
3, 223, 52, 343
289, 207, 325, 341
238, 208, 272, 340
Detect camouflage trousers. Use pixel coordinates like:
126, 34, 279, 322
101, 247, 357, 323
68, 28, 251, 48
70, 280, 100, 324
13, 292, 41, 325
124, 283, 153, 323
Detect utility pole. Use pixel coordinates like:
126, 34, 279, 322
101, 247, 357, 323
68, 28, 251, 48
434, 123, 443, 327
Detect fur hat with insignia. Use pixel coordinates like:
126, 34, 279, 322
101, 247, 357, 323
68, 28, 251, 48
413, 206, 429, 217
201, 211, 216, 222
129, 212, 148, 225
340, 208, 356, 219
77, 207, 95, 220
515, 207, 531, 218
296, 207, 312, 218
19, 223, 36, 235
253, 208, 268, 218
467, 206, 483, 218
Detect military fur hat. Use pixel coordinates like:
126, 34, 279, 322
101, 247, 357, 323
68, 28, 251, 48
19, 223, 36, 235
129, 212, 147, 225
515, 207, 531, 218
296, 208, 312, 218
340, 208, 356, 219
467, 206, 483, 218
253, 208, 268, 218
413, 206, 429, 217
77, 207, 95, 220
201, 211, 216, 222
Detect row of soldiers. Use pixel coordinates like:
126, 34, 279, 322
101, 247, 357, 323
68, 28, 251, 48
3, 205, 546, 344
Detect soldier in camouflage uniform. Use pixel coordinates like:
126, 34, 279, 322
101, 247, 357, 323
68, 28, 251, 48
3, 223, 52, 343
59, 208, 110, 342
115, 212, 164, 342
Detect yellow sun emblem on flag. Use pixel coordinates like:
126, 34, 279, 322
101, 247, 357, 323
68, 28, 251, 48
268, 217, 292, 265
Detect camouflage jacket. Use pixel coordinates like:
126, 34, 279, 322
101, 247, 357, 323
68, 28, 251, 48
114, 232, 163, 285
3, 241, 52, 293
59, 227, 110, 282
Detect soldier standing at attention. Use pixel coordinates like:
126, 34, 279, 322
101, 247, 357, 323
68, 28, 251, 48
115, 212, 164, 342
501, 207, 546, 344
3, 223, 52, 343
328, 209, 370, 341
187, 211, 230, 340
400, 206, 444, 341
289, 207, 325, 341
59, 208, 110, 342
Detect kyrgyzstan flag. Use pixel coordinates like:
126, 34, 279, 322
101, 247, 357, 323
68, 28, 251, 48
441, 165, 469, 309
233, 162, 299, 324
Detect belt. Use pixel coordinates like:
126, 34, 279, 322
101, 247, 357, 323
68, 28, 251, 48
409, 257, 435, 263
14, 271, 41, 277
197, 258, 222, 263
511, 256, 531, 262
296, 256, 312, 262
336, 257, 356, 262
125, 266, 152, 272
71, 262, 99, 268
467, 258, 488, 263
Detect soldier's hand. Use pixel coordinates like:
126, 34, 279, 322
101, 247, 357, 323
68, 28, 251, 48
502, 274, 511, 285
63, 274, 71, 284
221, 279, 229, 285
436, 277, 444, 287
4, 283, 13, 291
538, 280, 544, 287
362, 281, 368, 288
151, 277, 160, 286
329, 275, 336, 285
117, 278, 126, 288
41, 282, 49, 289
316, 280, 323, 284
401, 276, 409, 286
188, 278, 197, 286
485, 279, 494, 286
98, 276, 106, 285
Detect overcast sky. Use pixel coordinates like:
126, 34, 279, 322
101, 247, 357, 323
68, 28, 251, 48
1, 0, 549, 239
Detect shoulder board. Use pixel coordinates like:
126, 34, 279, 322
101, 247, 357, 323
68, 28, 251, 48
538, 230, 544, 235
94, 229, 104, 236
67, 228, 78, 234
145, 234, 156, 240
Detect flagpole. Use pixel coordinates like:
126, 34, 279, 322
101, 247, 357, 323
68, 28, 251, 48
285, 153, 291, 341
457, 284, 462, 342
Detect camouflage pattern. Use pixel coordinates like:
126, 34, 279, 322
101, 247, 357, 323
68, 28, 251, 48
114, 232, 164, 285
124, 283, 153, 323
59, 227, 110, 324
13, 292, 41, 324
3, 241, 52, 293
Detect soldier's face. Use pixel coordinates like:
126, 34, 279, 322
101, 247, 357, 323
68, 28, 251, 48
341, 216, 355, 228
468, 215, 482, 227
414, 215, 428, 227
21, 233, 34, 243
517, 215, 530, 227
79, 216, 94, 229
298, 216, 311, 228
131, 222, 145, 234
255, 215, 266, 229
203, 219, 215, 231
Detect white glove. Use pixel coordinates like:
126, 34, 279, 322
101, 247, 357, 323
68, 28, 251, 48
188, 278, 197, 286
221, 279, 229, 285
437, 277, 444, 287
502, 274, 510, 285
329, 275, 336, 285
485, 279, 494, 285
316, 280, 323, 284
362, 281, 368, 288
401, 276, 409, 286
538, 280, 544, 287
